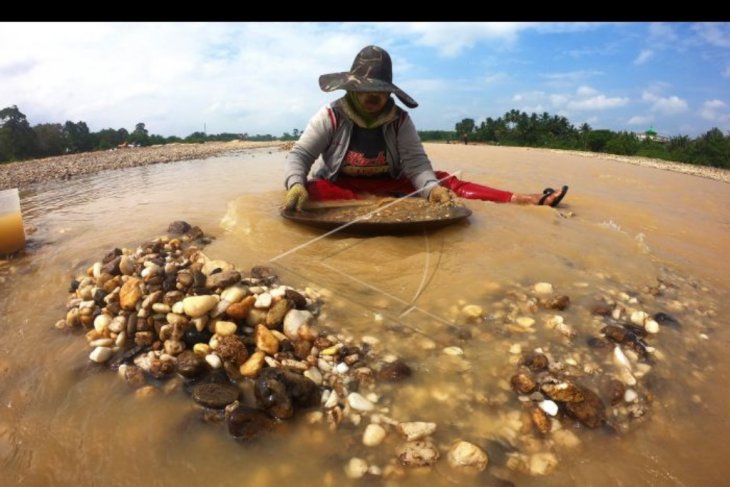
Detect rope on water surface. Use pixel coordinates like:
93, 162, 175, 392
399, 228, 431, 318
317, 260, 453, 326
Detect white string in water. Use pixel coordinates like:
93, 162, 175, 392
399, 228, 432, 319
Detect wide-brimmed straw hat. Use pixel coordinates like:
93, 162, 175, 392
318, 45, 418, 108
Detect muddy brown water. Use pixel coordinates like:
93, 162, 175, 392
1, 145, 728, 486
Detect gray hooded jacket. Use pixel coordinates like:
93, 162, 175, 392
284, 101, 439, 198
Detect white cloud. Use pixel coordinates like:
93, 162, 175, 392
642, 91, 689, 114
404, 22, 533, 56
484, 72, 509, 84
0, 58, 36, 77
692, 22, 730, 48
700, 99, 729, 121
563, 86, 628, 111
0, 22, 374, 136
653, 96, 689, 114
540, 70, 603, 82
512, 86, 628, 115
649, 23, 678, 42
520, 104, 547, 113
405, 78, 450, 92
576, 86, 598, 97
533, 22, 606, 34
567, 94, 629, 111
511, 91, 545, 104
704, 99, 727, 109
628, 115, 654, 125
0, 22, 723, 138
633, 49, 654, 65
549, 94, 569, 106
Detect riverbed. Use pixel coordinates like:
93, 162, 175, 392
1, 144, 728, 486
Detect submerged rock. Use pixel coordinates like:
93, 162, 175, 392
177, 351, 206, 378
447, 440, 488, 471
397, 440, 440, 467
541, 381, 585, 403
225, 401, 275, 440
511, 373, 537, 395
285, 289, 307, 309
563, 386, 605, 428
377, 360, 413, 382
192, 383, 241, 409
168, 221, 191, 234
521, 352, 549, 372
542, 295, 570, 310
653, 312, 681, 328
254, 367, 318, 419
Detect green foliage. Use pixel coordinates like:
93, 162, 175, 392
688, 128, 730, 168
128, 122, 150, 146
208, 132, 246, 142
63, 121, 93, 153
33, 123, 65, 157
247, 134, 276, 141
455, 118, 475, 137
418, 130, 457, 141
604, 132, 640, 155
586, 130, 613, 152
1, 103, 727, 170
184, 131, 207, 144
279, 128, 303, 141
0, 104, 285, 162
437, 109, 730, 169
94, 127, 129, 150
0, 106, 37, 162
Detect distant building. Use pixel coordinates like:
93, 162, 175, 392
635, 126, 668, 143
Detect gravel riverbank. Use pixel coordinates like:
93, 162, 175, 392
0, 141, 285, 191
536, 147, 730, 183
2, 141, 727, 191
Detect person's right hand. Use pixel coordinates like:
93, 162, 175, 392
284, 184, 308, 211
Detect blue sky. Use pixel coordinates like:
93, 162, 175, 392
1, 22, 728, 138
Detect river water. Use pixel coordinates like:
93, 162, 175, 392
1, 145, 728, 486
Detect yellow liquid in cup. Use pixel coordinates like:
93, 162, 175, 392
0, 211, 26, 255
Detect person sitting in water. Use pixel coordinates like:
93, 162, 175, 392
283, 45, 568, 211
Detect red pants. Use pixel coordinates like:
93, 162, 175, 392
307, 171, 513, 203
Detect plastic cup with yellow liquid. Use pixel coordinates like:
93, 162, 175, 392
0, 188, 26, 256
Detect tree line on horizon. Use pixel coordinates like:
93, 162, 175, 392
418, 109, 729, 169
0, 105, 301, 164
1, 105, 727, 169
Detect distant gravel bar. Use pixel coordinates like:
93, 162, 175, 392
3, 140, 726, 190
0, 141, 285, 190
534, 147, 730, 183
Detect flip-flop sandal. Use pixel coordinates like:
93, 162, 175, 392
538, 185, 569, 207
538, 188, 554, 205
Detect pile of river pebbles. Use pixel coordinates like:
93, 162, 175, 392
56, 221, 717, 482
423, 270, 710, 479
56, 222, 495, 480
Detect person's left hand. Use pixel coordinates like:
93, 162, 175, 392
428, 186, 455, 204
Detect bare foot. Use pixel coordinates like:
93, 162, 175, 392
510, 186, 568, 206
